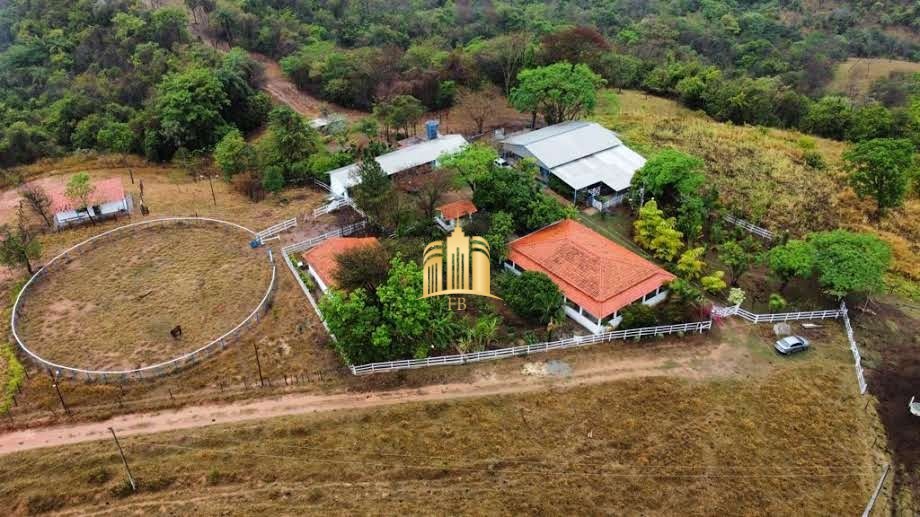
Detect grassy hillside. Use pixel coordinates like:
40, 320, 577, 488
828, 57, 920, 100
595, 90, 920, 285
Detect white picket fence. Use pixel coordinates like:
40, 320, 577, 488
256, 217, 297, 243
734, 307, 843, 323
313, 197, 352, 217
840, 302, 868, 394
713, 302, 867, 395
281, 220, 367, 255
723, 214, 774, 240
349, 320, 712, 375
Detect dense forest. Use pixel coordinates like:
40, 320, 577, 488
1, 0, 919, 168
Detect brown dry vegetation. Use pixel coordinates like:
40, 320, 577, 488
0, 322, 887, 515
828, 57, 920, 101
15, 222, 272, 370
599, 89, 920, 282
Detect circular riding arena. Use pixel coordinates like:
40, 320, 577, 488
11, 218, 276, 382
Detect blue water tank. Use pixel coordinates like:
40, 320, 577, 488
425, 120, 439, 140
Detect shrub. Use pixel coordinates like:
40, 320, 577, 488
498, 271, 564, 325
768, 293, 787, 312
619, 303, 657, 329
1, 345, 25, 415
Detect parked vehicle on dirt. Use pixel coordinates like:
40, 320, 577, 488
774, 335, 810, 355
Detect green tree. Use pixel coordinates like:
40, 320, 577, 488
700, 271, 727, 294
351, 158, 394, 230
318, 288, 387, 365
525, 194, 575, 231
498, 271, 564, 325
439, 143, 496, 193
767, 239, 815, 291
213, 129, 254, 179
801, 96, 853, 140
262, 165, 285, 194
257, 106, 320, 183
510, 62, 605, 126
0, 224, 41, 274
64, 172, 95, 224
718, 240, 754, 286
633, 200, 684, 262
485, 211, 514, 265
807, 230, 891, 298
676, 247, 707, 280
847, 103, 894, 141
631, 150, 706, 209
96, 122, 135, 154
843, 138, 915, 219
153, 67, 229, 152
376, 256, 434, 357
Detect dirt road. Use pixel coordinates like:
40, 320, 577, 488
0, 344, 737, 455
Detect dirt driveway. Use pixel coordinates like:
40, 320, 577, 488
0, 339, 745, 455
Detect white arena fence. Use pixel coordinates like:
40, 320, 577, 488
723, 214, 774, 240
349, 321, 712, 375
10, 217, 278, 383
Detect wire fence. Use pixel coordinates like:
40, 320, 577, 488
349, 321, 713, 375
723, 214, 774, 240
9, 218, 278, 383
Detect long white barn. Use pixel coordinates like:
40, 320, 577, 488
501, 121, 645, 209
329, 134, 468, 199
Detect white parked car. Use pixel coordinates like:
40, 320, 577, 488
774, 335, 810, 355
493, 157, 510, 168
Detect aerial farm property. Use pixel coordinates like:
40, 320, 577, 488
0, 0, 918, 514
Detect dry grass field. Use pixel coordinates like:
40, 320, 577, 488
828, 57, 920, 101
0, 322, 888, 515
15, 222, 272, 370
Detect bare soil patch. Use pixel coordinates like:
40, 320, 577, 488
15, 222, 272, 371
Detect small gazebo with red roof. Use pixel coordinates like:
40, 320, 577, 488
506, 219, 675, 333
435, 200, 477, 231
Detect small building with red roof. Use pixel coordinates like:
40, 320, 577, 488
435, 199, 477, 231
46, 177, 132, 229
301, 237, 381, 293
505, 219, 675, 334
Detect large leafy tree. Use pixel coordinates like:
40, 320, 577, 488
332, 245, 391, 295
510, 62, 605, 126
439, 143, 496, 193
376, 256, 432, 357
153, 67, 229, 152
767, 239, 815, 291
318, 288, 389, 365
213, 129, 254, 179
498, 271, 564, 325
718, 239, 756, 287
0, 222, 41, 275
631, 150, 706, 208
257, 106, 321, 184
807, 230, 891, 298
843, 138, 915, 219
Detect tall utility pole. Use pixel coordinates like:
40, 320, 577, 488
108, 427, 136, 492
252, 343, 264, 387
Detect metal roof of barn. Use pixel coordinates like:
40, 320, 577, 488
329, 134, 467, 197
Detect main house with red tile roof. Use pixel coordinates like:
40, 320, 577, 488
46, 177, 132, 229
301, 237, 381, 293
505, 219, 675, 334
